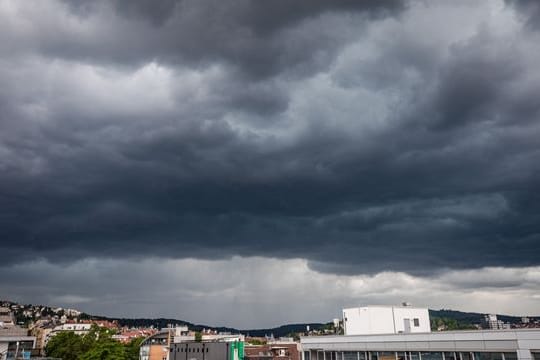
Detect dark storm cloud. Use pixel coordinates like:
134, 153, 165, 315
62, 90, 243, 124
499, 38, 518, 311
1, 0, 540, 276
506, 0, 540, 29
43, 0, 405, 79
65, 0, 404, 29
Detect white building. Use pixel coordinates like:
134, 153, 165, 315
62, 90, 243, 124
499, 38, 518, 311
0, 308, 15, 328
301, 329, 540, 360
45, 323, 93, 344
343, 305, 430, 335
483, 316, 510, 331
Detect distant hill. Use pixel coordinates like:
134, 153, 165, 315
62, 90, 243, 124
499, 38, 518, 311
241, 323, 327, 337
429, 309, 529, 325
88, 309, 537, 336
82, 313, 327, 337
3, 299, 537, 337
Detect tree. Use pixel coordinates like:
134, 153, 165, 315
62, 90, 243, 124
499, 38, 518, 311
124, 337, 144, 360
248, 339, 266, 345
45, 324, 145, 360
431, 317, 476, 331
195, 332, 202, 342
45, 332, 85, 360
79, 339, 126, 360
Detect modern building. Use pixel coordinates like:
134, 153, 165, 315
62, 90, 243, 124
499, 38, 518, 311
342, 305, 430, 335
300, 329, 540, 360
169, 341, 244, 360
303, 306, 540, 360
0, 326, 36, 360
483, 316, 510, 331
140, 325, 245, 360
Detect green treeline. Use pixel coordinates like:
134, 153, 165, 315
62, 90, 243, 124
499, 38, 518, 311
45, 325, 143, 360
430, 317, 477, 331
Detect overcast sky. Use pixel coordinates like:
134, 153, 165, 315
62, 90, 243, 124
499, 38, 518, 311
1, 0, 540, 328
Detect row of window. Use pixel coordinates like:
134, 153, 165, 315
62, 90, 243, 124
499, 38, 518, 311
306, 351, 518, 360
171, 347, 210, 353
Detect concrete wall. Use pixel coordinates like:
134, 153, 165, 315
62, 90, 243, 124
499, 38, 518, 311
343, 307, 430, 335
392, 308, 430, 334
343, 307, 395, 336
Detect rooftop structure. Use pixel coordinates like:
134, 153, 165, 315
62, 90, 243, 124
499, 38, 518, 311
342, 305, 430, 336
245, 343, 301, 360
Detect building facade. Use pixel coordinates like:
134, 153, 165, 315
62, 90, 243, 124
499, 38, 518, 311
0, 327, 36, 360
169, 341, 244, 360
343, 306, 430, 336
140, 331, 173, 360
301, 329, 540, 360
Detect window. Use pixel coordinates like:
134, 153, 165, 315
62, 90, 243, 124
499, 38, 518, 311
444, 353, 457, 360
413, 318, 420, 327
379, 352, 395, 360
474, 353, 504, 360
420, 353, 443, 360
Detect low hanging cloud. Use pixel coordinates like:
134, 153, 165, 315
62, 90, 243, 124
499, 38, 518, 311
2, 257, 540, 328
1, 0, 540, 322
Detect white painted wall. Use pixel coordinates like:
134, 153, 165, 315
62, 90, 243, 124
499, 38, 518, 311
392, 307, 430, 333
343, 306, 430, 335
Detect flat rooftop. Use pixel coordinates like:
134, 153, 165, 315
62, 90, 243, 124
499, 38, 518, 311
301, 329, 540, 352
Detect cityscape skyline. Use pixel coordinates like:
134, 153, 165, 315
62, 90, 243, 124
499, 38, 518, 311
1, 0, 540, 328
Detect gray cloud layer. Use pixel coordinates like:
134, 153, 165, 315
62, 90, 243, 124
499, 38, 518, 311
1, 0, 540, 278
3, 258, 540, 328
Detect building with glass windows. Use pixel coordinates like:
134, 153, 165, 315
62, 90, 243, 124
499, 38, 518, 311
300, 329, 540, 360
0, 326, 36, 360
169, 341, 244, 360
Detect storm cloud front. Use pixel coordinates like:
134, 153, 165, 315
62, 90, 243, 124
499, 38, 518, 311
1, 0, 539, 326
